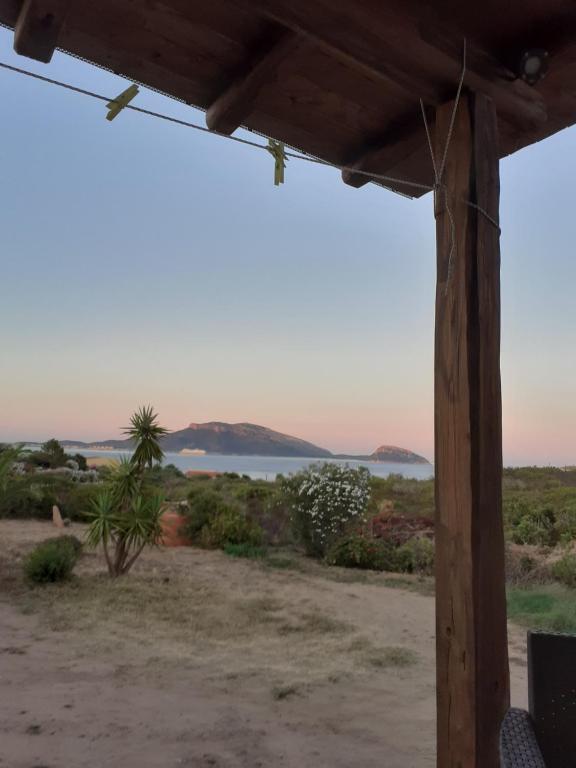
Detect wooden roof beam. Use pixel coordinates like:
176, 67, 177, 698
14, 0, 71, 63
206, 30, 303, 134
342, 117, 426, 189
232, 0, 547, 132
231, 0, 447, 105
342, 29, 549, 188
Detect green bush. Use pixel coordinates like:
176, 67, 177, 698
551, 554, 576, 588
59, 482, 102, 521
73, 453, 88, 471
0, 478, 56, 519
283, 463, 371, 557
56, 534, 83, 556
201, 508, 264, 549
234, 483, 291, 545
184, 489, 230, 538
511, 506, 558, 547
23, 536, 81, 584
555, 502, 576, 543
395, 537, 435, 575
326, 534, 398, 571
0, 475, 101, 522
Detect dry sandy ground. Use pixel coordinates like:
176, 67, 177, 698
0, 521, 529, 768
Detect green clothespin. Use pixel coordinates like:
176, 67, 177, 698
266, 139, 287, 185
105, 84, 139, 121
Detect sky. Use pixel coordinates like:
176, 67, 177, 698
0, 29, 575, 465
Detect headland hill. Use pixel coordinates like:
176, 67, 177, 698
59, 421, 430, 464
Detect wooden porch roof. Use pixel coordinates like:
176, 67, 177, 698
1, 1, 575, 195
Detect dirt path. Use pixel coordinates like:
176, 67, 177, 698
0, 521, 528, 768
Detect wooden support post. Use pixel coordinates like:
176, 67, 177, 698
434, 91, 509, 768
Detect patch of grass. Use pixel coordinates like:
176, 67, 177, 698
363, 646, 418, 669
223, 543, 267, 559
325, 567, 434, 595
276, 611, 349, 636
264, 555, 304, 572
271, 683, 302, 700
239, 595, 283, 622
380, 575, 435, 596
347, 636, 373, 652
551, 554, 576, 588
262, 550, 434, 594
348, 636, 418, 670
507, 585, 576, 633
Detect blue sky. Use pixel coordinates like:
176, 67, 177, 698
0, 28, 575, 464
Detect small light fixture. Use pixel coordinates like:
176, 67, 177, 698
518, 49, 549, 85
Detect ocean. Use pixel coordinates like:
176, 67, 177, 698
73, 449, 434, 481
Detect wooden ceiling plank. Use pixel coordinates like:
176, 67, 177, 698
230, 0, 444, 104
234, 0, 547, 141
14, 0, 71, 63
206, 29, 303, 134
232, 0, 546, 132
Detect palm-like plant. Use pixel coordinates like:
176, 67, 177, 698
86, 407, 169, 577
124, 405, 168, 469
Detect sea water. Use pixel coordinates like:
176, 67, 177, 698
73, 449, 434, 481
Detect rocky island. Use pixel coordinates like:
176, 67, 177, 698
62, 421, 429, 463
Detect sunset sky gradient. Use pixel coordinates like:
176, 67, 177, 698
1, 29, 575, 465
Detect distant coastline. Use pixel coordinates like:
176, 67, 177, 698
71, 448, 434, 482
58, 421, 431, 465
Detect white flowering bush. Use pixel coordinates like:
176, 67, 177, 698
284, 463, 371, 557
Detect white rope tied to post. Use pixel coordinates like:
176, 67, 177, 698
420, 38, 467, 295
420, 39, 501, 295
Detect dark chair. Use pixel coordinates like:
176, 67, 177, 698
500, 631, 576, 767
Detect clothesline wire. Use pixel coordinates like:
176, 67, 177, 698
0, 60, 433, 193
0, 57, 502, 235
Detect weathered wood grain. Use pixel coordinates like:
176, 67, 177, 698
434, 91, 509, 767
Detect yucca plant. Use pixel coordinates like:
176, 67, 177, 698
125, 405, 168, 470
86, 407, 168, 577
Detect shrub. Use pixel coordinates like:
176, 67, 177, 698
395, 537, 435, 575
0, 474, 101, 522
370, 512, 434, 546
184, 489, 230, 538
55, 534, 83, 556
551, 555, 576, 588
24, 536, 81, 584
0, 479, 55, 519
284, 463, 371, 557
41, 439, 67, 467
511, 505, 558, 547
202, 508, 264, 549
326, 534, 398, 571
556, 503, 576, 543
235, 483, 292, 545
505, 547, 545, 585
